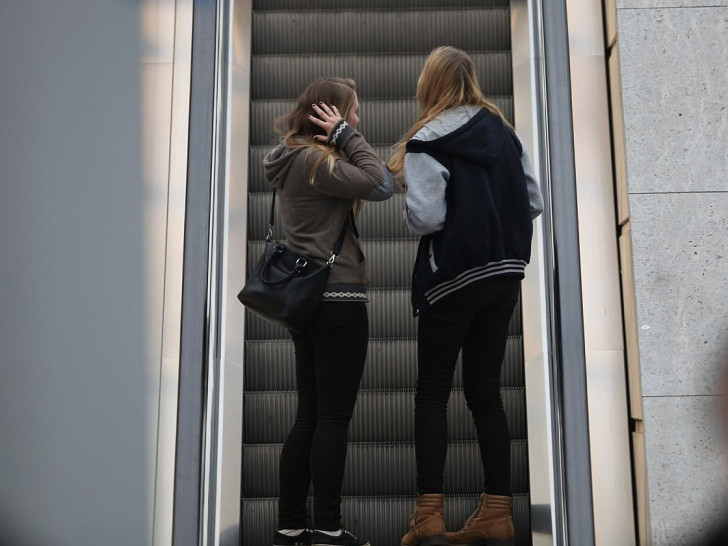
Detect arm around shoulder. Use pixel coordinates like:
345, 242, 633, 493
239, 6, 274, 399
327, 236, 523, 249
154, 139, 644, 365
365, 165, 396, 202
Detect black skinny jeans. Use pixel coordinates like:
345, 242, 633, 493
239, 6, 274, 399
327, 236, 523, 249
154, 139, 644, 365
415, 277, 520, 496
278, 302, 368, 531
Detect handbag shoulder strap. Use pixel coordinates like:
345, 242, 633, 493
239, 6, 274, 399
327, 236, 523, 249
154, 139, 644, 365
268, 189, 352, 266
328, 210, 355, 265
266, 188, 277, 241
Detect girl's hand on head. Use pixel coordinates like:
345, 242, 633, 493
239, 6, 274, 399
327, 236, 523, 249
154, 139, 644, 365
309, 102, 343, 142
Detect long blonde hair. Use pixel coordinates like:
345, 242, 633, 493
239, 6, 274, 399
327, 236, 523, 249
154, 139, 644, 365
388, 46, 511, 175
275, 77, 358, 186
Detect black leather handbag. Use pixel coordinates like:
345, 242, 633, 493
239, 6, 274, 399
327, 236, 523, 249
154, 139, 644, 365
237, 189, 350, 331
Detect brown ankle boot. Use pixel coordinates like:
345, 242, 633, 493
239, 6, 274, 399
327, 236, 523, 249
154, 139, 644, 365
445, 494, 514, 545
400, 493, 447, 546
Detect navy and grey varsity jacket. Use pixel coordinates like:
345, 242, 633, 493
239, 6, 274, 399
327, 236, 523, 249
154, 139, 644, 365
403, 105, 544, 316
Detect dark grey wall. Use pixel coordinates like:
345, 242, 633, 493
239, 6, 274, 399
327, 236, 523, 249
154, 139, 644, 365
0, 2, 150, 544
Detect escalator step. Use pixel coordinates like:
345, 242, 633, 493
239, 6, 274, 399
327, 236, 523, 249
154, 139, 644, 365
240, 494, 530, 546
252, 98, 514, 146
248, 240, 533, 294
244, 337, 524, 391
247, 192, 415, 242
243, 388, 527, 444
245, 290, 522, 340
253, 0, 509, 11
252, 52, 512, 100
242, 440, 529, 497
247, 239, 419, 288
253, 9, 510, 55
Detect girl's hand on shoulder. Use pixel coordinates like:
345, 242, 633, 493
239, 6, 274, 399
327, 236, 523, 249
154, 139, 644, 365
309, 102, 343, 142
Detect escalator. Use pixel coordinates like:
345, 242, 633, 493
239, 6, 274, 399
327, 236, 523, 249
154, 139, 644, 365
242, 1, 531, 543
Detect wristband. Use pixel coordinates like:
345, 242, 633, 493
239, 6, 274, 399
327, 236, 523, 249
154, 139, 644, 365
327, 119, 354, 149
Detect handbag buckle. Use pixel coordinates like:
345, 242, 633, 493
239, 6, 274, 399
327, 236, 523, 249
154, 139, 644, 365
266, 226, 274, 241
326, 252, 337, 266
295, 258, 308, 271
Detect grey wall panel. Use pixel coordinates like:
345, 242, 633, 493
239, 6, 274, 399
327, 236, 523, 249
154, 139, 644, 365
615, 4, 728, 544
617, 7, 728, 194
0, 2, 150, 545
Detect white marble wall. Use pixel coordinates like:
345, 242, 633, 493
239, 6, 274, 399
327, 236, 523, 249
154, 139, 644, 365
616, 4, 728, 544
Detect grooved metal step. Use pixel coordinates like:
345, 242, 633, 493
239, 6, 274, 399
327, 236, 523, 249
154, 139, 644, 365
247, 239, 419, 287
253, 9, 510, 55
252, 98, 514, 146
244, 388, 527, 444
241, 494, 531, 546
252, 52, 513, 100
244, 337, 525, 391
248, 192, 415, 242
253, 0, 509, 10
245, 290, 523, 340
243, 440, 529, 497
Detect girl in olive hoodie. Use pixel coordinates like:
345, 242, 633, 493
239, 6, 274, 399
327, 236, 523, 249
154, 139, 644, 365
264, 77, 393, 546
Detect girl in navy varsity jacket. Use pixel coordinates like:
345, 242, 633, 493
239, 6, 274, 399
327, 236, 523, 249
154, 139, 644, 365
389, 47, 543, 546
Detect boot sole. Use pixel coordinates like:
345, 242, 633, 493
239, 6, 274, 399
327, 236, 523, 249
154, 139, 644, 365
401, 536, 448, 546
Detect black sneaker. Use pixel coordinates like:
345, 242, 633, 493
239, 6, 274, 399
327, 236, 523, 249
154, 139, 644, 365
273, 529, 312, 546
311, 528, 370, 546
